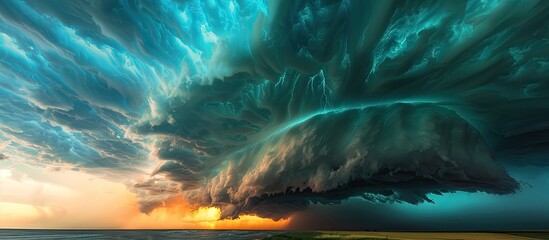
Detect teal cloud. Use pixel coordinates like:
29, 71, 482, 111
0, 0, 547, 223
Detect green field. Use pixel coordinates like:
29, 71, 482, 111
263, 231, 549, 240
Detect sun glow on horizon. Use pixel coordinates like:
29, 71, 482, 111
0, 164, 289, 230
124, 196, 290, 230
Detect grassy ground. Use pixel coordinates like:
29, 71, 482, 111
262, 231, 378, 240
263, 231, 549, 240
507, 232, 549, 239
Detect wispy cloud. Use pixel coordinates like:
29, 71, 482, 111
0, 140, 10, 160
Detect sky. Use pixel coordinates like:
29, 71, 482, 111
0, 0, 548, 230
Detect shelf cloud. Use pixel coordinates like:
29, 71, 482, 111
0, 0, 547, 224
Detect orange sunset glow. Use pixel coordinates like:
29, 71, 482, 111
0, 165, 289, 230
124, 196, 290, 230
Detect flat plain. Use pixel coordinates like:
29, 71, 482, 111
263, 231, 549, 240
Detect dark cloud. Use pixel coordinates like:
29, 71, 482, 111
288, 168, 549, 231
140, 0, 545, 219
0, 0, 548, 227
184, 103, 518, 219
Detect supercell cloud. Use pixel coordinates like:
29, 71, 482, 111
0, 0, 548, 221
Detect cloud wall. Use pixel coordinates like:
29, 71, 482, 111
0, 0, 547, 222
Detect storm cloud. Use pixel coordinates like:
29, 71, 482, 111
0, 0, 548, 224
